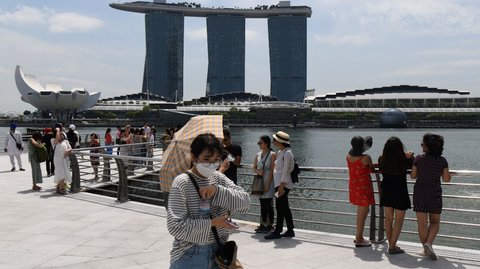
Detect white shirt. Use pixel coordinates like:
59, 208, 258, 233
273, 148, 295, 189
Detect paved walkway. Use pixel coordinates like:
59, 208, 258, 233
1, 153, 479, 268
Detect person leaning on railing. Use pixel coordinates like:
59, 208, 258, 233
410, 133, 451, 261
346, 136, 374, 248
378, 137, 415, 255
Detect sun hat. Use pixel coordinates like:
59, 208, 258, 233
69, 124, 76, 130
349, 136, 373, 156
273, 131, 290, 145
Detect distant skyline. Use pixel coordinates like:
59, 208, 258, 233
1, 0, 480, 113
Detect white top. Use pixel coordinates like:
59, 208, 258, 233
4, 130, 23, 155
273, 148, 295, 189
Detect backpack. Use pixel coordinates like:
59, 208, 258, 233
291, 160, 300, 183
284, 149, 300, 183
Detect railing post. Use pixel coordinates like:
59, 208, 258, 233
369, 203, 376, 241
69, 154, 81, 193
375, 173, 385, 242
102, 157, 111, 182
115, 158, 129, 203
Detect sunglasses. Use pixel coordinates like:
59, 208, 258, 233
257, 141, 263, 145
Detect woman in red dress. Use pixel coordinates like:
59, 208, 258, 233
347, 136, 375, 247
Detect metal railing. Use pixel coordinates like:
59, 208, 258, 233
236, 165, 480, 250
70, 142, 165, 205
68, 144, 480, 251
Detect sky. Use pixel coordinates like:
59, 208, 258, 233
1, 0, 480, 113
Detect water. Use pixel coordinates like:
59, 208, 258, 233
3, 126, 479, 248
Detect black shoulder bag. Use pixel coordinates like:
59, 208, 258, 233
10, 132, 23, 150
186, 172, 243, 269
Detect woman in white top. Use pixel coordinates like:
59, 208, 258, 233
52, 128, 72, 195
252, 135, 276, 233
264, 131, 296, 240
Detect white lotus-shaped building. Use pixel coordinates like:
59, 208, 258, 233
15, 65, 100, 112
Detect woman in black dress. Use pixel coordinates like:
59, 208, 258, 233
378, 137, 414, 254
411, 133, 451, 260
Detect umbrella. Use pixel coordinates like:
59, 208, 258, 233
159, 115, 224, 192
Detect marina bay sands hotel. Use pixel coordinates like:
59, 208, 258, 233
110, 1, 312, 102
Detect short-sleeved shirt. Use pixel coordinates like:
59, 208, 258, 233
224, 144, 242, 184
412, 154, 449, 214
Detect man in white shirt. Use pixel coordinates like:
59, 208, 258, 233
4, 123, 24, 172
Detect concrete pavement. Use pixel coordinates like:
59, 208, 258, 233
1, 153, 479, 269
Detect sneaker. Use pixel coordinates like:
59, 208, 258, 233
19, 168, 25, 171
354, 239, 372, 247
264, 233, 281, 240
255, 225, 266, 233
423, 243, 437, 260
11, 167, 15, 172
388, 246, 405, 255
281, 230, 295, 238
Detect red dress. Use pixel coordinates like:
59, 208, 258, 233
347, 156, 375, 206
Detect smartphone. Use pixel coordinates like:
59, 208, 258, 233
224, 219, 239, 229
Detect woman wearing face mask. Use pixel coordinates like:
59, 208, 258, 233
167, 133, 251, 269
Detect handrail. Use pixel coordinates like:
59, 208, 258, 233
68, 145, 480, 250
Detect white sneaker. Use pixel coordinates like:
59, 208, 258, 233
423, 243, 437, 260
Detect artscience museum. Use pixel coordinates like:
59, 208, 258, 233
14, 65, 100, 120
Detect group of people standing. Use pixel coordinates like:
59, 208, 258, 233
347, 133, 451, 260
166, 129, 298, 268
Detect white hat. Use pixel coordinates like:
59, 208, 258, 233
273, 131, 290, 145
69, 124, 76, 130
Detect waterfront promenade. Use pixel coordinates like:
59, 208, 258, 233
1, 153, 479, 268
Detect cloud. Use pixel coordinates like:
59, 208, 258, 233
0, 5, 45, 25
48, 12, 103, 33
0, 5, 103, 33
314, 33, 373, 46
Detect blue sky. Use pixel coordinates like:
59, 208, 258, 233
1, 0, 480, 113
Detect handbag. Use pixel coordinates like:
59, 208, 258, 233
35, 145, 48, 163
251, 151, 270, 195
251, 175, 264, 195
186, 173, 243, 269
10, 133, 23, 150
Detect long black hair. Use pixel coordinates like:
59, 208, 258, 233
379, 136, 409, 175
260, 135, 273, 152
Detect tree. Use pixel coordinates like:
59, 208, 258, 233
23, 110, 31, 116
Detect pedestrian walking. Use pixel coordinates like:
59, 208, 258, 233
4, 123, 24, 171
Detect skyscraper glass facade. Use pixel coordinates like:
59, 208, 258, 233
268, 16, 307, 102
206, 16, 245, 96
143, 12, 184, 101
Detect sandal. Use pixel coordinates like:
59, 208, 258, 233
388, 246, 405, 254
354, 239, 372, 247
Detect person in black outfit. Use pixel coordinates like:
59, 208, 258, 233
378, 136, 414, 254
222, 128, 242, 184
42, 128, 55, 176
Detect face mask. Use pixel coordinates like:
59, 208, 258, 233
196, 162, 220, 178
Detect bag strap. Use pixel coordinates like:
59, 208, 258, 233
261, 151, 270, 168
186, 172, 222, 247
10, 132, 19, 143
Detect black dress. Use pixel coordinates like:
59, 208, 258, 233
380, 173, 411, 210
379, 157, 412, 210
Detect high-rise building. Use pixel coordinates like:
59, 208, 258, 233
143, 12, 184, 101
268, 16, 307, 102
111, 2, 311, 102
206, 16, 245, 96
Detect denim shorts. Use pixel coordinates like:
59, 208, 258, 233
170, 244, 219, 269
